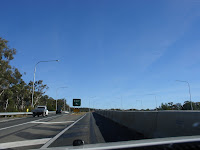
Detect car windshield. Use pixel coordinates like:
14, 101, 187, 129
37, 107, 45, 109
0, 0, 200, 150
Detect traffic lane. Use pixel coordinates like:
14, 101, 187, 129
0, 114, 58, 138
0, 114, 62, 143
49, 113, 105, 148
0, 116, 29, 123
0, 113, 82, 142
0, 113, 85, 149
0, 139, 51, 150
0, 113, 56, 129
48, 112, 144, 149
0, 113, 51, 122
92, 112, 144, 142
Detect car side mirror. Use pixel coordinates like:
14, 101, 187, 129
73, 139, 84, 146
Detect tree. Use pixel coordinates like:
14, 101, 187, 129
29, 80, 49, 107
182, 101, 197, 110
159, 103, 171, 110
56, 98, 70, 111
195, 102, 200, 110
158, 102, 183, 110
172, 103, 182, 110
0, 37, 69, 112
0, 37, 17, 111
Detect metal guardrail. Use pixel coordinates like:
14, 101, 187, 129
0, 111, 56, 116
48, 111, 56, 114
0, 112, 32, 116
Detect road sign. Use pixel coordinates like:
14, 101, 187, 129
74, 108, 80, 113
73, 99, 81, 106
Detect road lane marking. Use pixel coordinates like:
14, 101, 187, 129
0, 117, 23, 123
31, 121, 75, 124
0, 138, 51, 149
41, 114, 87, 148
0, 115, 60, 131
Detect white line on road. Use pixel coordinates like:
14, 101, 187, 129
31, 121, 75, 124
0, 117, 23, 123
0, 138, 51, 149
41, 114, 86, 149
0, 115, 59, 131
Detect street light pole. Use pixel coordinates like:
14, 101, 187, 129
176, 80, 193, 110
136, 100, 143, 110
145, 94, 158, 111
31, 60, 59, 107
121, 96, 123, 110
115, 96, 123, 110
64, 98, 66, 112
56, 87, 68, 111
89, 96, 96, 112
155, 95, 157, 110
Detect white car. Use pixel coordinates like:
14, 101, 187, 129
32, 106, 48, 117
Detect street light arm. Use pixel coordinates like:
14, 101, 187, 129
35, 60, 59, 71
176, 80, 189, 84
31, 59, 59, 107
176, 80, 193, 110
37, 60, 59, 64
58, 86, 68, 89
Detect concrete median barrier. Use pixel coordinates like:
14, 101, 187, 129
95, 110, 200, 138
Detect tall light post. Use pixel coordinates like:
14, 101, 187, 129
32, 60, 59, 107
64, 98, 66, 112
146, 94, 158, 111
64, 98, 70, 112
111, 100, 118, 109
115, 96, 123, 109
96, 102, 107, 110
89, 96, 96, 112
64, 95, 71, 112
56, 87, 68, 111
136, 100, 143, 110
176, 80, 193, 110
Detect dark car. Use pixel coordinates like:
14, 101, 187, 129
56, 108, 62, 114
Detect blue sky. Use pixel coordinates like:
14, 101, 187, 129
1, 0, 200, 109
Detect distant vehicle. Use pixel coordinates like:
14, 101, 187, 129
56, 108, 62, 114
32, 106, 48, 117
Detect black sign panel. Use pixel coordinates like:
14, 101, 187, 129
73, 99, 81, 106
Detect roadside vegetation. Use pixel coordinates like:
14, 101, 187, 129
0, 37, 69, 112
112, 101, 199, 111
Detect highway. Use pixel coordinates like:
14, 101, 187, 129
0, 112, 143, 150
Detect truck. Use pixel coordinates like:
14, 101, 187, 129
32, 106, 48, 117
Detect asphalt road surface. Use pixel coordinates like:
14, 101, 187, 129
0, 112, 143, 150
